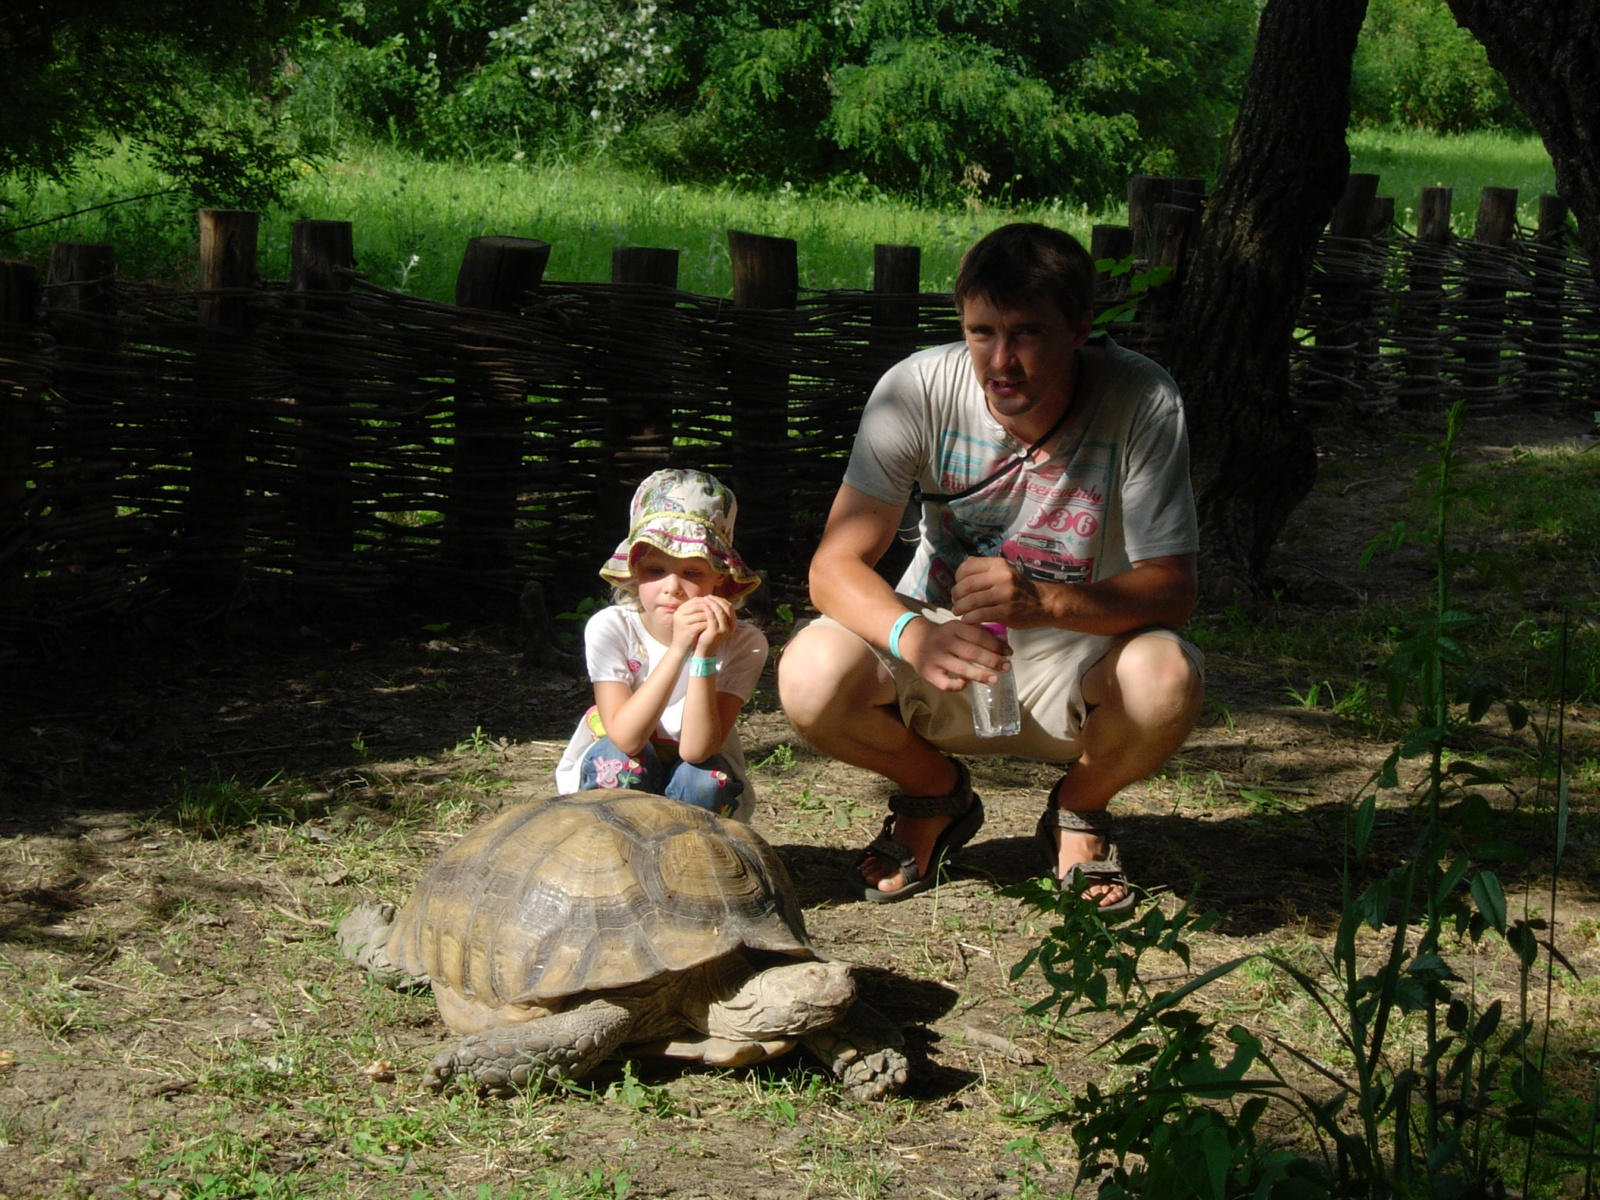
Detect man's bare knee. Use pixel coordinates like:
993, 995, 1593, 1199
778, 623, 884, 734
1123, 637, 1203, 736
1087, 634, 1203, 726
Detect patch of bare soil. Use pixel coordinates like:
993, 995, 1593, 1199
2, 411, 1597, 1199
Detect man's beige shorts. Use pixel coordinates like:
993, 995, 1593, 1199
804, 601, 1204, 766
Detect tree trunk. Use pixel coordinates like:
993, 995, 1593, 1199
1165, 0, 1369, 597
1446, 2, 1600, 279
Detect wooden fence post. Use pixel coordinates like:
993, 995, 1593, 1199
870, 243, 921, 374
1127, 175, 1176, 261
726, 230, 797, 584
46, 242, 120, 577
448, 235, 550, 597
1523, 194, 1570, 406
869, 244, 923, 587
180, 208, 259, 601
604, 245, 680, 533
1132, 201, 1196, 360
1, 261, 41, 609
1399, 186, 1454, 408
1370, 196, 1395, 235
289, 220, 356, 581
1461, 186, 1518, 405
1299, 174, 1382, 415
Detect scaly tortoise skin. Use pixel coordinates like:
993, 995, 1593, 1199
338, 789, 908, 1100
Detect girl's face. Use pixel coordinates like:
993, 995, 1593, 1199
632, 545, 724, 640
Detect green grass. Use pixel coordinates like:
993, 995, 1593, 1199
1348, 126, 1557, 236
0, 142, 1091, 302
1, 129, 1557, 302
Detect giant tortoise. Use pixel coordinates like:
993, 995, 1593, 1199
338, 789, 909, 1100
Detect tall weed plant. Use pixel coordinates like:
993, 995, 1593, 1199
1007, 401, 1582, 1200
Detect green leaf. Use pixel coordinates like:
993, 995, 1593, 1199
1470, 999, 1503, 1043
1377, 749, 1402, 790
1469, 870, 1507, 934
1352, 793, 1377, 857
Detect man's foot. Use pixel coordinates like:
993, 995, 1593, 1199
1035, 780, 1137, 917
858, 759, 982, 901
1054, 826, 1127, 909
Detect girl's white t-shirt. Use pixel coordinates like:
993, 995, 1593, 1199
553, 604, 769, 819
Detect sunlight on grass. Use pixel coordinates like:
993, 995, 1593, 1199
12, 129, 1558, 303
1348, 127, 1556, 236
2, 142, 1095, 301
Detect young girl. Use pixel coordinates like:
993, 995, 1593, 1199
554, 469, 768, 819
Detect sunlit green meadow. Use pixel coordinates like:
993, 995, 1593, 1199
1, 129, 1558, 302
1348, 126, 1558, 236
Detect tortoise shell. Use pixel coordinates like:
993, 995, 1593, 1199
383, 790, 813, 1006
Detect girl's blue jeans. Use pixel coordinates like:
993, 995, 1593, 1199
576, 736, 743, 816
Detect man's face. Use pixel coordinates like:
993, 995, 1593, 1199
960, 292, 1092, 432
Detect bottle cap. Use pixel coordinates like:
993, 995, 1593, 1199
980, 622, 1009, 642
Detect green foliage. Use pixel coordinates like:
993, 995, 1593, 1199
827, 34, 1135, 202
283, 0, 1256, 205
286, 3, 577, 160
1004, 876, 1216, 1025
1351, 0, 1528, 134
491, 0, 672, 137
1007, 401, 1581, 1200
0, 1, 334, 207
160, 767, 297, 835
1359, 402, 1529, 814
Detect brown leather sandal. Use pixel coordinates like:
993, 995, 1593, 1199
1034, 783, 1138, 919
857, 758, 984, 904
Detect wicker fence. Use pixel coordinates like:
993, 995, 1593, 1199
1, 174, 1595, 638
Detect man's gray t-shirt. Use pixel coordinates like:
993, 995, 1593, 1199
843, 336, 1198, 616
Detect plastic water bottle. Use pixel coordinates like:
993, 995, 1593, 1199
970, 623, 1021, 738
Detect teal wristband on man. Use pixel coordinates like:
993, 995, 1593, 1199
886, 612, 920, 661
689, 656, 719, 677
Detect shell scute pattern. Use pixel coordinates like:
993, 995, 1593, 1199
385, 790, 812, 1010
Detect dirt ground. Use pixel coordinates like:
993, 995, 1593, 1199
2, 410, 1598, 1199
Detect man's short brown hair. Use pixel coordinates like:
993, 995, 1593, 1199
953, 223, 1096, 324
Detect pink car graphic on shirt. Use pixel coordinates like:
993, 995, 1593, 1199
1002, 533, 1091, 583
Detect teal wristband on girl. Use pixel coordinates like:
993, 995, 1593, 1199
887, 612, 920, 661
689, 656, 719, 677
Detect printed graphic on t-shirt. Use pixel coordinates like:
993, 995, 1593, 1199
921, 432, 1116, 600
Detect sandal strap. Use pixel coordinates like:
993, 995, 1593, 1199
888, 758, 972, 819
1063, 855, 1124, 886
1047, 805, 1113, 835
858, 816, 921, 885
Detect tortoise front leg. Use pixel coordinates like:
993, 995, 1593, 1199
801, 1000, 909, 1102
424, 999, 633, 1096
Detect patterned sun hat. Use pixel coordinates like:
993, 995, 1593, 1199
599, 468, 761, 600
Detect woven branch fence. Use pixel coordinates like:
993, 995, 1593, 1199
1, 174, 1595, 639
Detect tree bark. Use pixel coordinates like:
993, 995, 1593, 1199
1445, 2, 1600, 279
1164, 0, 1369, 597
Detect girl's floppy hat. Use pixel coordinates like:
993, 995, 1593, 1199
599, 468, 761, 601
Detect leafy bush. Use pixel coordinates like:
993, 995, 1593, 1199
1006, 403, 1582, 1200
827, 34, 1136, 202
1351, 0, 1529, 133
285, 0, 584, 159
1, 1, 332, 207
633, 0, 1257, 204
285, 0, 1258, 206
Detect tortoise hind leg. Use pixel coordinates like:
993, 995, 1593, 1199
801, 1000, 909, 1102
425, 999, 634, 1097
